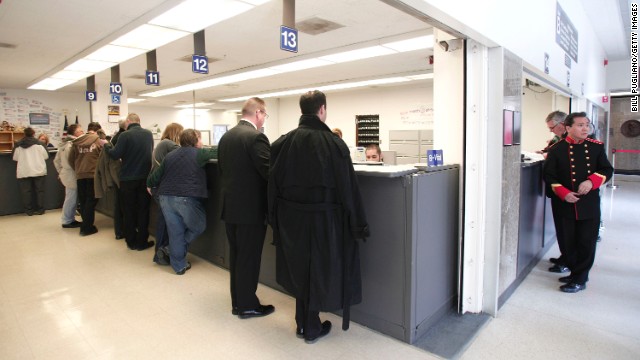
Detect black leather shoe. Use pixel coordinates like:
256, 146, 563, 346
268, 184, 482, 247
296, 327, 304, 339
80, 226, 98, 236
115, 235, 124, 240
238, 304, 275, 319
549, 257, 563, 265
136, 241, 155, 251
548, 264, 569, 273
62, 220, 82, 228
559, 275, 573, 283
232, 307, 239, 315
560, 282, 586, 293
175, 262, 192, 275
304, 321, 331, 344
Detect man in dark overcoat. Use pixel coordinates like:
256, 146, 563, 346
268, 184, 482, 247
268, 90, 369, 344
544, 112, 613, 293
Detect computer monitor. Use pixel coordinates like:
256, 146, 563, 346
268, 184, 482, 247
213, 125, 228, 146
382, 151, 396, 165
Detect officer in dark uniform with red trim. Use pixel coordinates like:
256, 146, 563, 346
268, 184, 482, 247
543, 112, 613, 293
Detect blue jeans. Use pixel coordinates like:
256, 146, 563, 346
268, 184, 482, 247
158, 195, 207, 273
61, 187, 78, 225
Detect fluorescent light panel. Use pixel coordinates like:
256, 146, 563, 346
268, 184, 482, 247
317, 46, 396, 63
64, 59, 117, 73
150, 0, 252, 32
382, 35, 434, 52
219, 74, 428, 102
28, 78, 78, 90
111, 24, 189, 50
50, 70, 94, 80
127, 98, 146, 104
174, 102, 214, 108
86, 45, 147, 63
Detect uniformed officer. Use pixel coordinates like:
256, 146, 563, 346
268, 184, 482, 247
543, 112, 613, 293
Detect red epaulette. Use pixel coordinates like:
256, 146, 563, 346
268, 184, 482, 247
585, 138, 603, 145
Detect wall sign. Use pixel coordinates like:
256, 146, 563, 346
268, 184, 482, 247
192, 55, 209, 74
85, 91, 97, 102
146, 70, 160, 86
111, 95, 121, 104
29, 113, 50, 125
109, 82, 123, 95
280, 25, 298, 53
556, 2, 579, 63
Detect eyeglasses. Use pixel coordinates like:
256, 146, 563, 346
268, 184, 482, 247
257, 109, 269, 119
548, 123, 561, 131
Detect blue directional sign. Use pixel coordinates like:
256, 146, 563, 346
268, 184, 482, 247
111, 95, 121, 104
85, 91, 97, 102
280, 25, 298, 53
192, 55, 209, 74
146, 70, 160, 86
109, 82, 123, 95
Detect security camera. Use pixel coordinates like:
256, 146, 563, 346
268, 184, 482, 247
438, 39, 463, 52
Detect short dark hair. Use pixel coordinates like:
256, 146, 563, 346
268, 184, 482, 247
299, 90, 326, 115
565, 112, 588, 127
365, 143, 381, 155
67, 124, 80, 136
87, 122, 101, 132
180, 129, 200, 147
24, 127, 35, 137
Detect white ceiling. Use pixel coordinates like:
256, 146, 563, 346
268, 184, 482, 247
0, 0, 629, 109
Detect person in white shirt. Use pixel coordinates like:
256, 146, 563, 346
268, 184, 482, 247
13, 127, 49, 215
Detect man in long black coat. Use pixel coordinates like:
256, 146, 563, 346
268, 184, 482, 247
268, 90, 369, 344
544, 112, 613, 293
218, 97, 274, 318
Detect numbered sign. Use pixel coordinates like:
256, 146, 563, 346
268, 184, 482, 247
85, 91, 97, 102
192, 55, 209, 74
111, 95, 121, 104
109, 82, 123, 95
280, 25, 298, 53
146, 70, 160, 86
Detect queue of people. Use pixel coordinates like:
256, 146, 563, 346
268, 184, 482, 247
12, 92, 369, 345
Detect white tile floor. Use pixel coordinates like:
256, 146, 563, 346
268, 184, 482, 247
1, 175, 638, 359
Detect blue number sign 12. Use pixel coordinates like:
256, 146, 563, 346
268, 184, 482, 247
192, 55, 209, 74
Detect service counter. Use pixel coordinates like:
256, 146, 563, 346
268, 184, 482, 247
0, 151, 65, 216
97, 161, 460, 344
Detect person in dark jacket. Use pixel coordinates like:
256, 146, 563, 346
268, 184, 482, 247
13, 127, 49, 215
107, 113, 154, 251
268, 90, 369, 344
147, 129, 217, 275
218, 97, 274, 319
543, 112, 613, 293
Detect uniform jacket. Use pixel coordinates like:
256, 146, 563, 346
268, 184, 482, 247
543, 136, 613, 220
68, 132, 102, 180
217, 120, 270, 224
106, 123, 153, 181
268, 114, 369, 329
54, 136, 77, 189
12, 136, 49, 178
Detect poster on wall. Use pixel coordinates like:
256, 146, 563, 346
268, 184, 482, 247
108, 105, 120, 116
503, 110, 513, 146
29, 113, 50, 125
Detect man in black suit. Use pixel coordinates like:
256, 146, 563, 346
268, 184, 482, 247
218, 97, 274, 318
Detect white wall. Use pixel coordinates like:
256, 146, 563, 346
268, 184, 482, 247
399, 0, 608, 107
275, 82, 434, 149
607, 59, 631, 91
0, 88, 91, 145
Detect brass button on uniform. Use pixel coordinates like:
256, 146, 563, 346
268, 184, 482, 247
570, 152, 574, 155
588, 170, 592, 174
585, 150, 589, 153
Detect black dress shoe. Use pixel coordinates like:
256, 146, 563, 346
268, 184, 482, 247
136, 241, 155, 251
548, 264, 570, 273
560, 282, 586, 293
62, 220, 82, 228
296, 327, 304, 339
238, 304, 275, 319
115, 235, 124, 240
559, 275, 573, 283
80, 226, 98, 236
232, 307, 239, 315
304, 321, 331, 344
549, 257, 563, 265
175, 262, 192, 275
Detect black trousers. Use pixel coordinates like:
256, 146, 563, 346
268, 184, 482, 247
225, 223, 266, 310
18, 176, 45, 214
550, 199, 567, 264
113, 187, 124, 238
77, 178, 97, 232
561, 216, 600, 284
296, 294, 321, 338
120, 179, 151, 249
